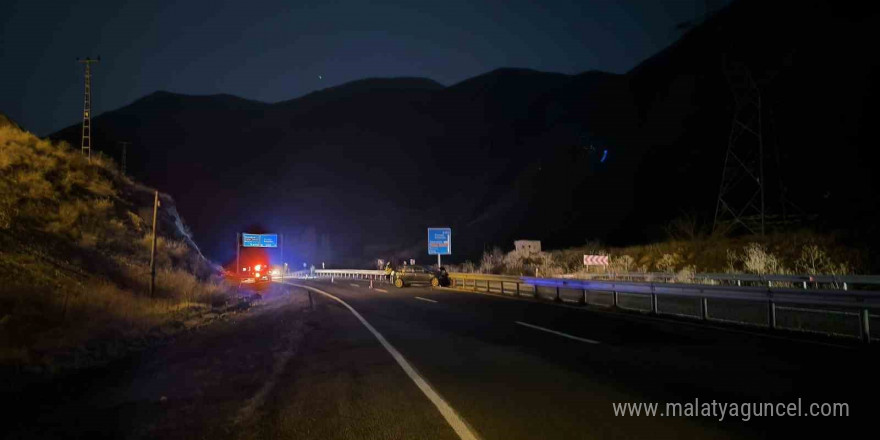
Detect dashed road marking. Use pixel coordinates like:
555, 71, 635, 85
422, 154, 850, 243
516, 321, 600, 344
374, 288, 388, 293
415, 296, 438, 303
288, 283, 480, 440
349, 283, 360, 287
439, 286, 850, 349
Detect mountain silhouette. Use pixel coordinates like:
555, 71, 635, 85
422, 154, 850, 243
50, 0, 880, 266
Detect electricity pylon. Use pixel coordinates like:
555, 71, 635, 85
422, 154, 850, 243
713, 55, 765, 236
77, 56, 100, 160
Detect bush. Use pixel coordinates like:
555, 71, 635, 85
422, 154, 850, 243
727, 243, 788, 275
794, 244, 851, 275
675, 265, 696, 283
502, 249, 526, 274
480, 247, 505, 274
656, 253, 683, 273
610, 255, 634, 272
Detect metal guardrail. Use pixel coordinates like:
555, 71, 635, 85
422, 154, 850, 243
450, 272, 878, 342
315, 269, 385, 277
311, 269, 880, 289
297, 269, 879, 343
556, 271, 880, 290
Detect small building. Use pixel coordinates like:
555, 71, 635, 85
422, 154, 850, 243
514, 240, 541, 256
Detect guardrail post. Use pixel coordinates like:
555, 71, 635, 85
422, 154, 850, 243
651, 285, 658, 314
768, 299, 776, 329
580, 289, 586, 305
701, 297, 709, 320
500, 282, 505, 295
613, 290, 618, 308
555, 286, 561, 303
515, 283, 520, 297
861, 309, 871, 343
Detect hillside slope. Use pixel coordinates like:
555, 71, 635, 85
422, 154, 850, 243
0, 122, 230, 376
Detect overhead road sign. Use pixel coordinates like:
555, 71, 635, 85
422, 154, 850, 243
242, 233, 278, 248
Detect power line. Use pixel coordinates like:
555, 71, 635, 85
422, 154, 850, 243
77, 56, 100, 161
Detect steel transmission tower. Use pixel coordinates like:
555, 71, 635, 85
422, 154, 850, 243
77, 57, 100, 160
713, 55, 765, 236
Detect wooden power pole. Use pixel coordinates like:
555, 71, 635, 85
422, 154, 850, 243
149, 191, 159, 297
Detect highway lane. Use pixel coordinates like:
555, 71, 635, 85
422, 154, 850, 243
291, 278, 879, 439
6, 279, 876, 439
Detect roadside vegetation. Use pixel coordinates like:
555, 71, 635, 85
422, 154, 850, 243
450, 231, 864, 279
0, 120, 234, 377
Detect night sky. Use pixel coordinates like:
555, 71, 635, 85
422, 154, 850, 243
2, 0, 726, 136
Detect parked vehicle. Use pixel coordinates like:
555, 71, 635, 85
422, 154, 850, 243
393, 265, 450, 288
242, 262, 272, 283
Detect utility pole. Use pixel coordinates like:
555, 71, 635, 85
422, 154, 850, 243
77, 57, 100, 161
279, 233, 284, 279
236, 233, 241, 280
118, 141, 129, 175
149, 191, 160, 298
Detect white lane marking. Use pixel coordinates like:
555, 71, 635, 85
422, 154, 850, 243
374, 288, 388, 293
415, 296, 438, 303
288, 283, 480, 440
515, 321, 600, 344
349, 283, 360, 287
442, 287, 851, 350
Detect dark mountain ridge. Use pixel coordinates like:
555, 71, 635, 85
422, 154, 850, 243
49, 0, 880, 267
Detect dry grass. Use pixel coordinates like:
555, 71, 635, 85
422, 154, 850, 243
453, 230, 864, 277
0, 123, 233, 373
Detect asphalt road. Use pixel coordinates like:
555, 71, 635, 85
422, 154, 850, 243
6, 280, 878, 439
283, 279, 880, 439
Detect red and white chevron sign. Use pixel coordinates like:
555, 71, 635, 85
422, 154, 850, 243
583, 255, 609, 266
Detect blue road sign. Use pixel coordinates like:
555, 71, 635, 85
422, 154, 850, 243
242, 233, 261, 247
242, 233, 278, 248
260, 234, 278, 248
427, 228, 451, 255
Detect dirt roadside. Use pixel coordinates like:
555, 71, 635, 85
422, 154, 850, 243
4, 284, 314, 439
